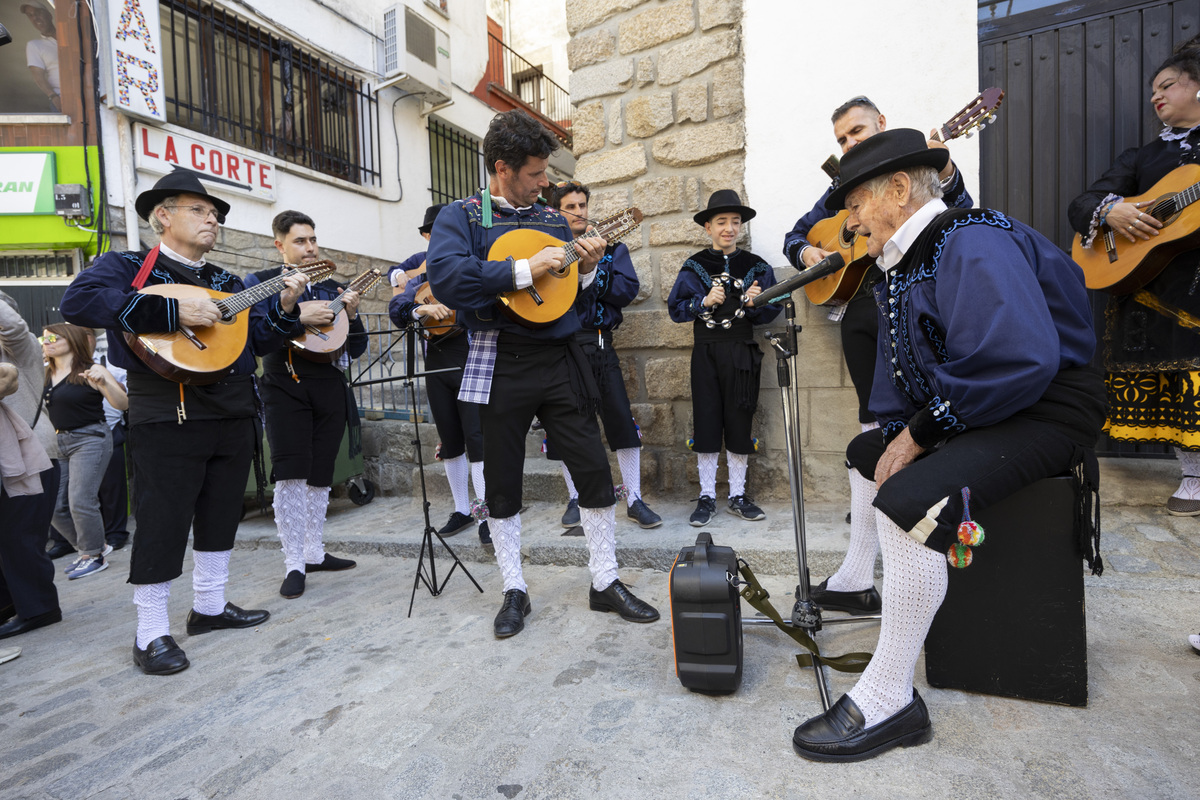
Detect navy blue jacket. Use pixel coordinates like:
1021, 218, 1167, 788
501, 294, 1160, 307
667, 248, 781, 327
574, 242, 638, 331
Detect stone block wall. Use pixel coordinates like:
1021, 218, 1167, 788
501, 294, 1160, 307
567, 0, 856, 504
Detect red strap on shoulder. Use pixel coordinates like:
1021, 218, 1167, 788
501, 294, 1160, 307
130, 245, 161, 290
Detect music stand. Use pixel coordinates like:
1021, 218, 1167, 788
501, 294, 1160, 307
741, 297, 880, 711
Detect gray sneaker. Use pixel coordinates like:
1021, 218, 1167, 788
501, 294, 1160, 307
561, 497, 580, 527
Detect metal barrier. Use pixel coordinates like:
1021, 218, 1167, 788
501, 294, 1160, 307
348, 311, 430, 421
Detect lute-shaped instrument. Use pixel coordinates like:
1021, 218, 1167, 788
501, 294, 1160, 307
292, 268, 384, 362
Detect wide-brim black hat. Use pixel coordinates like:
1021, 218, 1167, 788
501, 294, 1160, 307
135, 169, 231, 223
693, 189, 756, 226
825, 128, 950, 212
419, 203, 447, 234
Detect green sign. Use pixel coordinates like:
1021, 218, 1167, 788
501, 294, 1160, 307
0, 152, 57, 215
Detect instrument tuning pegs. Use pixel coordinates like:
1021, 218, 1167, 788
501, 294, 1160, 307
964, 129, 974, 138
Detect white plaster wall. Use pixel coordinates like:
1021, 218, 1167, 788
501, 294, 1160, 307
744, 0, 980, 266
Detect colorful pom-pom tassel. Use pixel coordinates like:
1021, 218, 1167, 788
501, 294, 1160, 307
434, 442, 443, 461
540, 438, 548, 454
947, 544, 973, 568
751, 437, 759, 452
634, 419, 643, 441
686, 437, 695, 451
614, 484, 629, 501
470, 498, 489, 521
957, 520, 985, 547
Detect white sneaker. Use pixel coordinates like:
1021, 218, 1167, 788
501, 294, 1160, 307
101, 544, 113, 557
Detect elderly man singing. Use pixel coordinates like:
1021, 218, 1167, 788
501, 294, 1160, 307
790, 129, 1105, 762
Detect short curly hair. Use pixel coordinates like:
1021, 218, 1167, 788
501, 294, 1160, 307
482, 110, 560, 176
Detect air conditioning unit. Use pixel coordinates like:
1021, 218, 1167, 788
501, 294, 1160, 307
378, 4, 452, 104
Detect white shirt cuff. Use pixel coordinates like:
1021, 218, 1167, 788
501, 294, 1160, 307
579, 266, 597, 291
514, 258, 533, 289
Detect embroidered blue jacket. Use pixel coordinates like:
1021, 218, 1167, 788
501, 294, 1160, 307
870, 209, 1096, 448
427, 195, 585, 340
574, 242, 638, 331
667, 248, 782, 327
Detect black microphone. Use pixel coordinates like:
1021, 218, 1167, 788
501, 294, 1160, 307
749, 253, 846, 307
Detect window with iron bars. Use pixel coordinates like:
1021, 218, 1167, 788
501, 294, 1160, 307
428, 117, 485, 205
159, 0, 381, 186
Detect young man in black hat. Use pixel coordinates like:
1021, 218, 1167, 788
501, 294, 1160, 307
427, 110, 659, 639
782, 96, 973, 619
790, 128, 1103, 761
60, 170, 308, 675
390, 203, 491, 545
543, 180, 661, 530
667, 190, 781, 526
244, 210, 365, 599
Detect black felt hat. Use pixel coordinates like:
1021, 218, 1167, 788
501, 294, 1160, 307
135, 169, 231, 223
825, 128, 949, 212
693, 189, 756, 226
419, 203, 447, 235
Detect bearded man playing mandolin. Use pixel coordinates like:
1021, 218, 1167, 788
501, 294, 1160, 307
61, 170, 310, 676
428, 110, 659, 639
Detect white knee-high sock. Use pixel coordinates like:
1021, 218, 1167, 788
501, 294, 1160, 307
561, 462, 579, 500
489, 514, 526, 593
697, 452, 718, 498
580, 505, 619, 591
826, 467, 881, 592
192, 550, 232, 616
273, 479, 308, 575
133, 581, 171, 650
727, 450, 748, 498
443, 454, 470, 515
617, 447, 641, 506
1175, 448, 1200, 500
470, 460, 486, 504
303, 484, 331, 564
847, 509, 948, 728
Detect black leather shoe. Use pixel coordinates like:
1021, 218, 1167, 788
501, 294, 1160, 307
0, 608, 62, 639
588, 580, 660, 622
627, 499, 663, 529
809, 579, 882, 615
494, 589, 531, 638
478, 520, 492, 546
438, 511, 474, 537
0, 604, 14, 624
133, 635, 190, 675
793, 691, 932, 762
280, 570, 306, 599
46, 541, 75, 560
186, 603, 270, 635
305, 554, 356, 572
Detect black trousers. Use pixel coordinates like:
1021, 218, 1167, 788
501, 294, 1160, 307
425, 336, 483, 462
0, 463, 61, 619
690, 339, 762, 454
480, 336, 614, 518
840, 292, 879, 426
100, 421, 129, 538
545, 331, 639, 459
260, 372, 347, 487
128, 418, 255, 584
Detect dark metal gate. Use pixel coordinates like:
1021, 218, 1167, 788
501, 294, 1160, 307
979, 0, 1200, 456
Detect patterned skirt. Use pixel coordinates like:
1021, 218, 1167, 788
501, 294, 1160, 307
1105, 370, 1200, 450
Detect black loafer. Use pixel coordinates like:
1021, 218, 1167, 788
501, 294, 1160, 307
0, 604, 14, 624
809, 579, 882, 615
588, 580, 660, 622
46, 541, 75, 560
133, 635, 190, 676
792, 691, 932, 762
186, 603, 270, 635
280, 570, 306, 599
494, 589, 531, 638
0, 608, 62, 640
305, 554, 356, 572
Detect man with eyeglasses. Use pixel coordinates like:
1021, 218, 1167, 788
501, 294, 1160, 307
781, 96, 971, 618
61, 170, 309, 675
428, 110, 660, 639
543, 180, 662, 530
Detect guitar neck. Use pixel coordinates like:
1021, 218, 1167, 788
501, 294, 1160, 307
1175, 181, 1200, 214
218, 272, 296, 317
324, 270, 383, 315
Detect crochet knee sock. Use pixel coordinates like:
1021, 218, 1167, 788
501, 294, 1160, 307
727, 450, 748, 498
133, 581, 171, 650
470, 460, 486, 505
303, 484, 331, 564
443, 453, 470, 515
617, 447, 641, 506
826, 467, 881, 592
191, 550, 232, 616
489, 514, 526, 593
273, 479, 308, 575
697, 452, 718, 498
561, 462, 579, 500
847, 509, 948, 728
580, 504, 619, 591
1174, 448, 1200, 500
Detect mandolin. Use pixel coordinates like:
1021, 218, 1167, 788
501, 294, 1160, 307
1071, 163, 1200, 293
292, 268, 384, 362
413, 281, 461, 341
491, 207, 644, 328
125, 261, 336, 385
804, 87, 1006, 306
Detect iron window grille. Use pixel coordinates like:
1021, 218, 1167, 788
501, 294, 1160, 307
159, 0, 381, 186
428, 117, 485, 205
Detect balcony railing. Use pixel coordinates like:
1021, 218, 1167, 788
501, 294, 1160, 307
477, 32, 572, 147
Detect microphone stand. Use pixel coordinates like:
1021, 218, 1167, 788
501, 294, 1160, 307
741, 295, 880, 712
